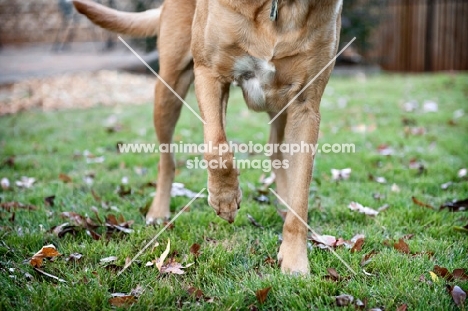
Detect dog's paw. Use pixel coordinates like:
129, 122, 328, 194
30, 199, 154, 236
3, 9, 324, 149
277, 242, 310, 275
207, 177, 242, 223
145, 198, 171, 225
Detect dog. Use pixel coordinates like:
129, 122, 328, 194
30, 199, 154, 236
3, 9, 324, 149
72, 0, 342, 275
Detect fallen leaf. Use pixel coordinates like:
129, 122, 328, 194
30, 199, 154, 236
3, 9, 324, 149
15, 176, 35, 188
441, 181, 453, 190
67, 253, 83, 262
335, 294, 354, 306
264, 257, 276, 266
391, 183, 401, 192
160, 259, 193, 275
33, 268, 66, 283
393, 238, 410, 254
458, 168, 467, 178
396, 304, 408, 311
355, 298, 366, 309
411, 196, 434, 209
109, 294, 136, 307
348, 202, 379, 216
433, 265, 452, 281
100, 256, 118, 263
1, 177, 10, 190
187, 287, 204, 300
331, 168, 352, 181
87, 229, 102, 240
156, 239, 171, 272
377, 144, 394, 156
360, 250, 378, 266
170, 183, 206, 198
324, 268, 342, 282
440, 198, 468, 212
44, 195, 56, 207
247, 214, 264, 228
50, 223, 79, 238
429, 271, 439, 283
449, 285, 466, 307
59, 173, 72, 183
310, 233, 337, 249
255, 287, 271, 304
423, 100, 438, 112
351, 238, 365, 253
375, 176, 387, 184
453, 268, 468, 281
0, 201, 37, 212
29, 244, 60, 268
403, 101, 418, 112
189, 243, 201, 257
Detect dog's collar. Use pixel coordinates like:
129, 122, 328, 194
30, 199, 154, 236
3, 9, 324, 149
270, 0, 279, 21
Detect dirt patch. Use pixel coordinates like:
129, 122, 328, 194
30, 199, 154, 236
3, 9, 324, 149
0, 70, 156, 115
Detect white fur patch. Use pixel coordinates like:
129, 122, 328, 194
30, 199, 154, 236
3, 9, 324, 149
233, 56, 275, 111
242, 77, 265, 107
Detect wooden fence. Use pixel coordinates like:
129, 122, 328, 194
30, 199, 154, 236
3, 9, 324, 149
372, 0, 468, 72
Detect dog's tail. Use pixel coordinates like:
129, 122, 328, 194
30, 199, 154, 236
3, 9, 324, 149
72, 0, 162, 37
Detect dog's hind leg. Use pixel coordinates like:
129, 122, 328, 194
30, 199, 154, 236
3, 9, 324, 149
146, 65, 193, 224
145, 0, 196, 224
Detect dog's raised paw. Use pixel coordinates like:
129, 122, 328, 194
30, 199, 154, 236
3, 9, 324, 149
207, 183, 242, 224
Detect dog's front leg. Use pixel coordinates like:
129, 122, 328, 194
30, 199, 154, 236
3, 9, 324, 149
194, 66, 241, 223
277, 106, 321, 275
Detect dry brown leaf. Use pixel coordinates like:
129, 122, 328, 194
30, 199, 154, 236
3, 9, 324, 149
44, 195, 56, 207
59, 173, 72, 183
411, 196, 434, 209
0, 201, 37, 211
29, 244, 60, 268
433, 265, 452, 281
325, 268, 342, 282
453, 268, 468, 281
188, 287, 204, 300
255, 287, 271, 304
264, 257, 276, 266
335, 294, 354, 306
360, 250, 378, 266
351, 238, 365, 253
393, 238, 410, 254
189, 243, 201, 257
109, 294, 136, 307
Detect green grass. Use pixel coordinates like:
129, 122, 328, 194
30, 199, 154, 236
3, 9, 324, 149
1, 73, 467, 310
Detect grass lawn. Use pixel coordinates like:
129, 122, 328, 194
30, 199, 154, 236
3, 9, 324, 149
1, 73, 467, 310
